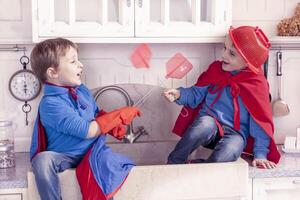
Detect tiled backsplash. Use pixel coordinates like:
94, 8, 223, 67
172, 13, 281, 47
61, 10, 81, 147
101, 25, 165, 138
0, 42, 299, 152
0, 43, 215, 152
91, 84, 182, 143
268, 50, 300, 142
1, 42, 300, 152
232, 0, 300, 37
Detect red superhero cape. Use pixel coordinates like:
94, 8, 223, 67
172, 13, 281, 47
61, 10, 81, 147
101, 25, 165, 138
31, 116, 108, 200
173, 61, 280, 164
31, 111, 127, 200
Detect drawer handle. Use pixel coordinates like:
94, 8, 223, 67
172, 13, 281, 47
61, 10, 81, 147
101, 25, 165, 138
292, 180, 300, 184
127, 0, 131, 7
138, 0, 143, 8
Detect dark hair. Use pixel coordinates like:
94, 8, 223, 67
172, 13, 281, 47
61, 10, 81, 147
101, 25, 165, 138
30, 38, 78, 82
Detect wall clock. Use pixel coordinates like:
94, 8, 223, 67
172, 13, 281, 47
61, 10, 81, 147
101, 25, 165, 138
8, 55, 41, 125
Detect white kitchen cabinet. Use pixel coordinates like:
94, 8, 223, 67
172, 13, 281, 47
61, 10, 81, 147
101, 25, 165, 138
248, 178, 253, 200
0, 194, 22, 200
135, 0, 231, 38
32, 0, 135, 42
0, 188, 27, 200
32, 0, 231, 43
0, 0, 32, 44
253, 177, 300, 200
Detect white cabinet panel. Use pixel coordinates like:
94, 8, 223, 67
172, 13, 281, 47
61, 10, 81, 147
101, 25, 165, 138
32, 0, 134, 42
232, 0, 300, 39
135, 0, 232, 38
0, 194, 22, 200
0, 0, 32, 44
232, 0, 285, 21
0, 188, 27, 200
248, 178, 253, 200
253, 177, 300, 200
32, 0, 231, 42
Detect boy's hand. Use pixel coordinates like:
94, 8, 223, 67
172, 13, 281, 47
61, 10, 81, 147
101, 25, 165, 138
96, 107, 141, 134
163, 89, 180, 102
119, 106, 141, 125
111, 125, 126, 140
252, 158, 277, 169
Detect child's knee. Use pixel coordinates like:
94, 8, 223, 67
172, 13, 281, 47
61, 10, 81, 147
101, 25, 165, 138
31, 152, 56, 173
191, 116, 217, 134
223, 141, 244, 160
231, 136, 245, 152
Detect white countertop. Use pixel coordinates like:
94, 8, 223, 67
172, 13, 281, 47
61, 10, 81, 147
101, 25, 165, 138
248, 149, 300, 178
1, 150, 300, 189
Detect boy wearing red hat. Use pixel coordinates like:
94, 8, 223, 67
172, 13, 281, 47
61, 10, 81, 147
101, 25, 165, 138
164, 26, 280, 169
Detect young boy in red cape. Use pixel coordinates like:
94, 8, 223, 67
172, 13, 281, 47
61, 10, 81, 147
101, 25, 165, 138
164, 26, 280, 169
29, 38, 141, 200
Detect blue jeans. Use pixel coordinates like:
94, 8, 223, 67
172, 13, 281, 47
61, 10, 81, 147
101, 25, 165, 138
31, 151, 82, 200
168, 115, 246, 164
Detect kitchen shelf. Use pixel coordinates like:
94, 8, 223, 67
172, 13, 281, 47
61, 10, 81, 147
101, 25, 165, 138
33, 37, 226, 44
270, 36, 300, 45
270, 36, 300, 50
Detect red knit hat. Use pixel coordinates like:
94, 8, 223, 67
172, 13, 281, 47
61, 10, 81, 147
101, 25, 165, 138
229, 26, 271, 74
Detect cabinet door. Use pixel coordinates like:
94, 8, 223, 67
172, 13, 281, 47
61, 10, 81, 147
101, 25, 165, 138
0, 0, 32, 44
32, 0, 134, 42
0, 194, 22, 200
253, 177, 300, 200
135, 0, 231, 38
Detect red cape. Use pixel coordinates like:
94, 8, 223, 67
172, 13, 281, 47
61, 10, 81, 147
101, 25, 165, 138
31, 111, 123, 200
173, 61, 280, 164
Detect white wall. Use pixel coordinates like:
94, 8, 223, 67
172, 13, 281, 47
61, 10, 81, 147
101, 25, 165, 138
232, 0, 300, 36
0, 0, 299, 152
232, 0, 300, 144
0, 43, 215, 152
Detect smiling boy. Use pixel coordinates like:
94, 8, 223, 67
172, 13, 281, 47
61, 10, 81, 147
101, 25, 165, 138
29, 38, 140, 200
164, 26, 280, 169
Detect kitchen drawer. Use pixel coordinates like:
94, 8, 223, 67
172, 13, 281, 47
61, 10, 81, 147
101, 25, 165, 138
0, 194, 22, 200
253, 177, 300, 200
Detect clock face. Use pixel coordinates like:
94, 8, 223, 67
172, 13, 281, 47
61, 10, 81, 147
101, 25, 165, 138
9, 70, 41, 101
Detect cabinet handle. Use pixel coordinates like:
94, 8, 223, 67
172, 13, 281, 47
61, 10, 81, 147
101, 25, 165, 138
138, 0, 143, 8
127, 0, 131, 7
292, 180, 300, 185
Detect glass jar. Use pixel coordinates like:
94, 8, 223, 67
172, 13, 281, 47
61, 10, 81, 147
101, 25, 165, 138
0, 120, 15, 168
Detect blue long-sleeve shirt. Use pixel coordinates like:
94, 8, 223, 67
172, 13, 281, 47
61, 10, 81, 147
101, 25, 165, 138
176, 85, 270, 159
35, 84, 135, 195
39, 84, 99, 156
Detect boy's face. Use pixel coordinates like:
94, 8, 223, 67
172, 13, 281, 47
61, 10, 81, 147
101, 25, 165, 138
221, 35, 247, 72
53, 46, 83, 87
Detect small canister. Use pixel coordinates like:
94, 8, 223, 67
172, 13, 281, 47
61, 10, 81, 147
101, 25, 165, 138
0, 120, 15, 168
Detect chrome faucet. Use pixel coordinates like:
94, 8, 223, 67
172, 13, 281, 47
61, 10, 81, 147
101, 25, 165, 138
94, 85, 148, 143
123, 125, 148, 143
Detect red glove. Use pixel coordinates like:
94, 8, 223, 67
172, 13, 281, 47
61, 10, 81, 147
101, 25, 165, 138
95, 107, 141, 139
96, 110, 126, 140
119, 106, 141, 125
95, 109, 122, 133
111, 125, 126, 140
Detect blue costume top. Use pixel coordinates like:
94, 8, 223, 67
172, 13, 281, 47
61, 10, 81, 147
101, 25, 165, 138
176, 84, 270, 159
31, 84, 98, 157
